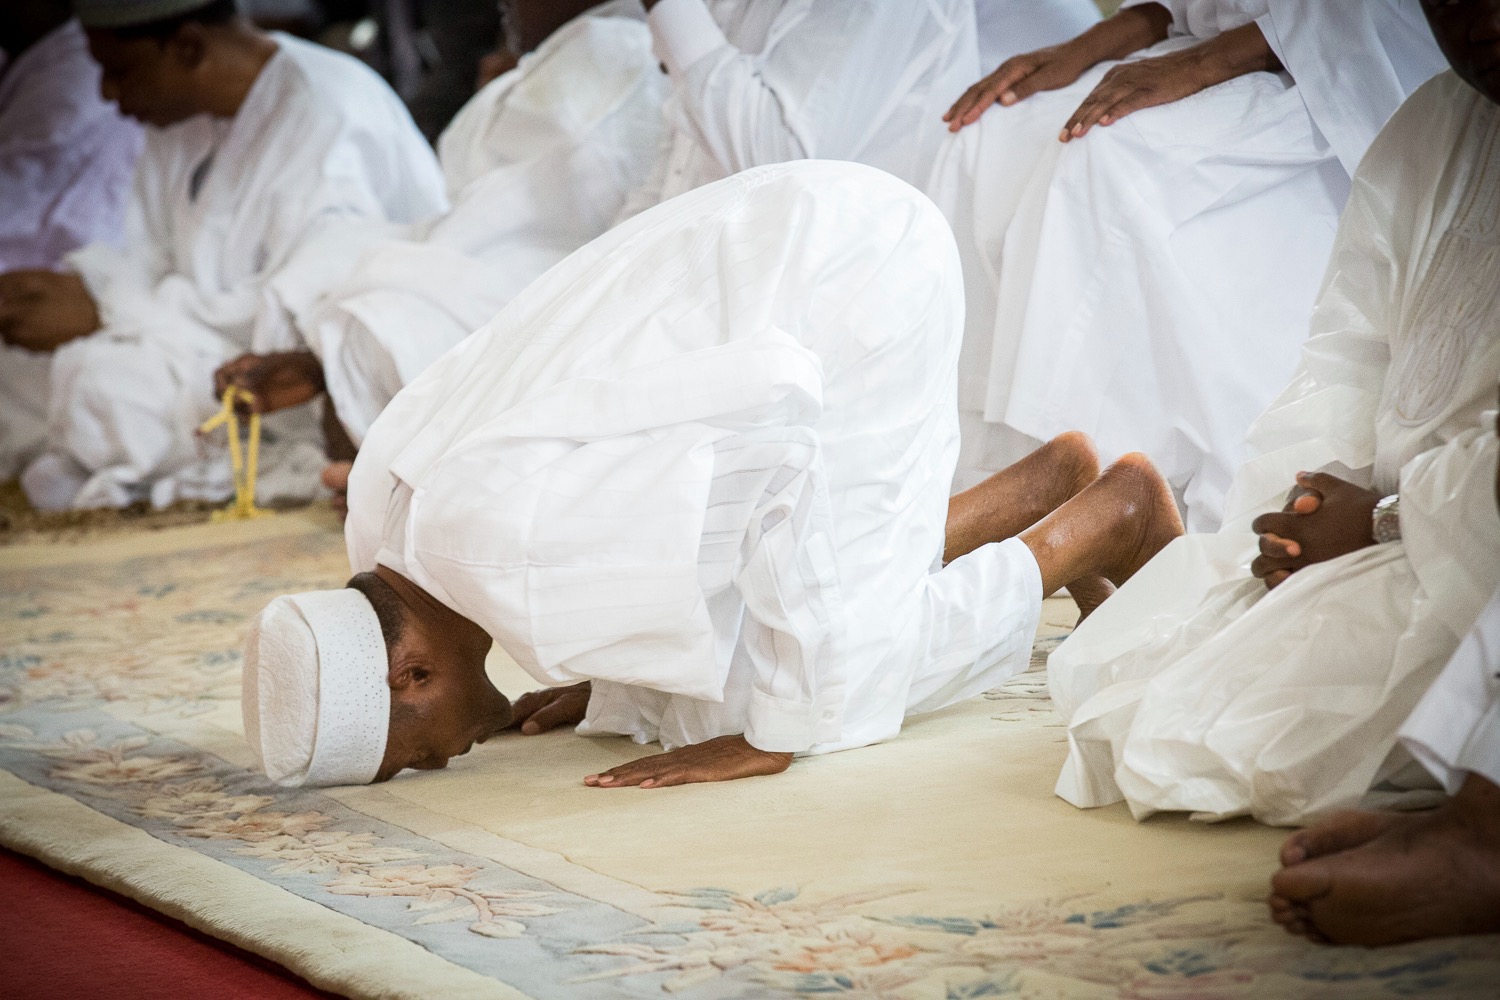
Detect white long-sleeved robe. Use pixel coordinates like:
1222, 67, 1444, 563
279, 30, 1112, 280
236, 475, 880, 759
0, 19, 143, 481
344, 161, 1043, 755
10, 34, 446, 511
931, 0, 1446, 530
301, 0, 668, 445
1401, 584, 1500, 795
1046, 72, 1500, 827
612, 0, 980, 222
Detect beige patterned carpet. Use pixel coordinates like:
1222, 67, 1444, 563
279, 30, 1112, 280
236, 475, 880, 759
1, 510, 1497, 999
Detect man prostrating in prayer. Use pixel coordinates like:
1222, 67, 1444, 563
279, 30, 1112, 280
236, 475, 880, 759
241, 162, 1183, 789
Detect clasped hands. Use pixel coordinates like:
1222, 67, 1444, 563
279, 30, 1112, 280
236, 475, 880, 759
505, 680, 793, 788
1251, 472, 1384, 590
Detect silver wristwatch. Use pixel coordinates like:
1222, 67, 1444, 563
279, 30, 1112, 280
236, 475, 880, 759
1372, 494, 1401, 544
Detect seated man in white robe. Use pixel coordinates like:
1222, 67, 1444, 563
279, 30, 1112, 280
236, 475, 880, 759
239, 161, 1184, 790
1260, 4, 1500, 946
1043, 4, 1500, 829
0, 0, 142, 481
934, 0, 1445, 529
212, 0, 668, 515
1270, 404, 1500, 946
0, 0, 446, 512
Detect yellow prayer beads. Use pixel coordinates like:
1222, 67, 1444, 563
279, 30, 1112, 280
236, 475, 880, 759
197, 387, 273, 522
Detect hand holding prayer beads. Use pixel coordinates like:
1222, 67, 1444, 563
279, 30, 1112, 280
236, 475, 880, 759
212, 350, 326, 415
197, 386, 273, 522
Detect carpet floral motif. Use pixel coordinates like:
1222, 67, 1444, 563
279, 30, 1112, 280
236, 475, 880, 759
2, 531, 1499, 999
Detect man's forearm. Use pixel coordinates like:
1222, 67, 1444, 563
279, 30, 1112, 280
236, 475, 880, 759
1194, 21, 1283, 84
1071, 3, 1173, 65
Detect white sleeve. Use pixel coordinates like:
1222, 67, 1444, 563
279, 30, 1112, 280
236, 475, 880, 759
1398, 413, 1500, 640
647, 0, 957, 173
1400, 584, 1500, 792
732, 455, 847, 754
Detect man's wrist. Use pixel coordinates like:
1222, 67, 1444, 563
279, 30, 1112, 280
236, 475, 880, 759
1197, 22, 1281, 85
1087, 3, 1172, 63
1372, 494, 1401, 544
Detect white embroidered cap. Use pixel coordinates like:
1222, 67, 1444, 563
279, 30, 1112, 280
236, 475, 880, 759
243, 589, 389, 787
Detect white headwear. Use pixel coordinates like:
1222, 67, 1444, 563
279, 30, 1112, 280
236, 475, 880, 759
242, 589, 389, 787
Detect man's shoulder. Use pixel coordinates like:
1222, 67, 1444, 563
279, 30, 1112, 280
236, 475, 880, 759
264, 34, 409, 131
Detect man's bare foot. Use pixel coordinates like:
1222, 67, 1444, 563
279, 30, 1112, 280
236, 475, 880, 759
584, 734, 793, 789
946, 431, 1100, 562
1021, 452, 1184, 596
322, 461, 352, 521
1269, 775, 1500, 946
1279, 809, 1403, 867
1066, 575, 1115, 624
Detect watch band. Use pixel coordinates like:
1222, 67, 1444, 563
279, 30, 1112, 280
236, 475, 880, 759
1372, 493, 1401, 544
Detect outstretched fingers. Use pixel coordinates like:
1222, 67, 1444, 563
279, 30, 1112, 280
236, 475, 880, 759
945, 57, 1037, 130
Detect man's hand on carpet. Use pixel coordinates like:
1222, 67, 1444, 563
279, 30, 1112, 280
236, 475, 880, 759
584, 735, 793, 789
214, 350, 325, 414
0, 270, 100, 352
1251, 472, 1382, 589
510, 681, 591, 735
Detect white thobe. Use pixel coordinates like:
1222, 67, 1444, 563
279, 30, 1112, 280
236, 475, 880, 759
344, 161, 1042, 755
0, 20, 143, 480
1401, 585, 1500, 795
11, 34, 446, 511
302, 0, 668, 444
613, 0, 979, 222
931, 0, 1445, 530
1046, 72, 1500, 826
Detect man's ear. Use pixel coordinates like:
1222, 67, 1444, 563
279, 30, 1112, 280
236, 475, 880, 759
168, 23, 209, 70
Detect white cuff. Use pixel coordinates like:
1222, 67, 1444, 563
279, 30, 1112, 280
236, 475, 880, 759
745, 686, 844, 754
648, 0, 726, 77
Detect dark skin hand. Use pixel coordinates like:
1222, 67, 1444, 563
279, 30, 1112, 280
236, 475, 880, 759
1059, 22, 1283, 141
508, 681, 592, 735
944, 3, 1172, 130
213, 350, 326, 414
0, 271, 101, 352
1251, 472, 1383, 589
584, 734, 793, 789
507, 681, 792, 788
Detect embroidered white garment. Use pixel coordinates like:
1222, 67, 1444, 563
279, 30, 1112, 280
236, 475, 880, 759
344, 161, 1043, 756
929, 0, 1445, 530
302, 0, 668, 444
0, 19, 143, 480
8, 34, 446, 511
1046, 73, 1500, 826
614, 0, 979, 222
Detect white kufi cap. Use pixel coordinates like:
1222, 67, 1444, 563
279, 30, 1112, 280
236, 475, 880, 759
243, 589, 389, 787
